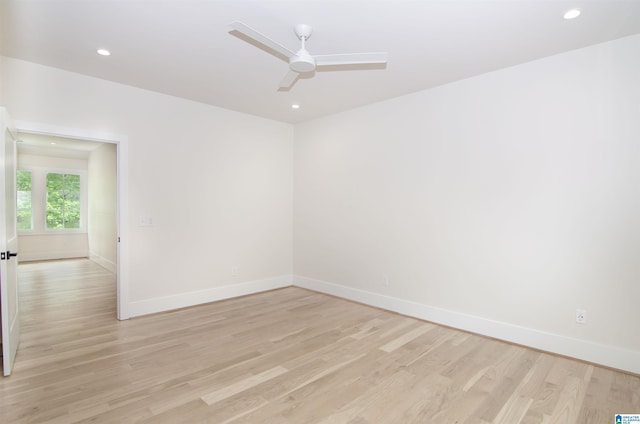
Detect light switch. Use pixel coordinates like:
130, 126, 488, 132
138, 217, 153, 227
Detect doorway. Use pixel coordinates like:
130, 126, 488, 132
14, 121, 129, 320
17, 133, 115, 264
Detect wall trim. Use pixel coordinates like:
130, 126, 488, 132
19, 251, 88, 262
89, 252, 116, 274
293, 275, 640, 375
128, 275, 293, 318
14, 120, 128, 144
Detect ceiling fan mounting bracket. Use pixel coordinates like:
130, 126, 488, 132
294, 24, 313, 41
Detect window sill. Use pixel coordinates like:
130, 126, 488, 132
18, 231, 88, 237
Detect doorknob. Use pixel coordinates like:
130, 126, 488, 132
0, 251, 17, 260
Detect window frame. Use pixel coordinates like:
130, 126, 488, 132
17, 166, 88, 235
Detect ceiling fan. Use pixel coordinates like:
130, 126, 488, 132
229, 21, 388, 89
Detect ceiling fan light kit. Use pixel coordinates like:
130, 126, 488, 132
229, 21, 388, 89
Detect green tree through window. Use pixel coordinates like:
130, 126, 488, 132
46, 173, 81, 229
17, 170, 32, 230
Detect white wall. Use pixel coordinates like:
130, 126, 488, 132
294, 35, 640, 374
1, 56, 294, 317
3, 34, 639, 374
17, 153, 89, 261
88, 143, 117, 272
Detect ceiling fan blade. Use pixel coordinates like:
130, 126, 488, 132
315, 52, 388, 67
279, 70, 299, 89
229, 21, 295, 59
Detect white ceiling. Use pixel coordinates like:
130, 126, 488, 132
1, 0, 640, 124
17, 132, 105, 158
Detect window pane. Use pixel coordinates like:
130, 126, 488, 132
17, 170, 32, 230
65, 174, 80, 191
65, 190, 81, 228
46, 173, 81, 229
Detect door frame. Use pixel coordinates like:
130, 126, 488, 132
14, 120, 130, 320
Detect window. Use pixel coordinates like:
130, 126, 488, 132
17, 170, 33, 230
46, 173, 81, 229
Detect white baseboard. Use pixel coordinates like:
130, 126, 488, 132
128, 275, 293, 318
89, 252, 116, 274
293, 275, 640, 375
18, 250, 89, 262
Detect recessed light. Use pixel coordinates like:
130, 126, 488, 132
50, 142, 57, 145
291, 104, 300, 109
97, 49, 111, 56
563, 9, 581, 20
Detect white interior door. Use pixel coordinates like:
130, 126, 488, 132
0, 108, 20, 376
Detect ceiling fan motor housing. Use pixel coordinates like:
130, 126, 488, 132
290, 50, 316, 73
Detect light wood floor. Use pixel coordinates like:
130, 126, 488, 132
1, 259, 638, 423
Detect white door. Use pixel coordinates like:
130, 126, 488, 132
0, 108, 20, 376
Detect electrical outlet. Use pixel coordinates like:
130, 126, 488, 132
383, 274, 389, 287
576, 309, 587, 324
231, 266, 238, 276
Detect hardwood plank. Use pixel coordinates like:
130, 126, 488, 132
201, 366, 289, 406
1, 259, 638, 424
